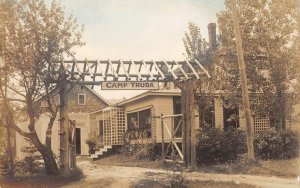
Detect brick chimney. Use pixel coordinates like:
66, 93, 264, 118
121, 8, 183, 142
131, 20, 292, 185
207, 23, 217, 50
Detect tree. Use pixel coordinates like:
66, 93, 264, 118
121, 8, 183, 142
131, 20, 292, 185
183, 22, 225, 127
0, 0, 84, 175
217, 0, 300, 130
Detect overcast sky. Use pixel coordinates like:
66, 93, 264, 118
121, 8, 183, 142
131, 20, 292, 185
56, 0, 225, 99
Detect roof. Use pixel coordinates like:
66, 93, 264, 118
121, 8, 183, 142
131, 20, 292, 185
84, 86, 110, 106
116, 88, 181, 106
89, 106, 123, 115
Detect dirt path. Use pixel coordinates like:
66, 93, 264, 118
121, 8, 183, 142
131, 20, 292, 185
61, 160, 299, 188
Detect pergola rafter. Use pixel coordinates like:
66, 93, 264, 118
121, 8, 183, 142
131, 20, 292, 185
49, 59, 211, 87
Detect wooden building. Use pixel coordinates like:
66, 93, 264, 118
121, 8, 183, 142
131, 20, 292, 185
15, 85, 109, 160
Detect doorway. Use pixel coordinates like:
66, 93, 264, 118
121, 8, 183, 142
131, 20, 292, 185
75, 128, 81, 155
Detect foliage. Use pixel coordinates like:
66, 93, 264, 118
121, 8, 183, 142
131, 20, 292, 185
123, 128, 151, 144
183, 22, 219, 126
254, 129, 299, 159
0, 155, 9, 175
217, 0, 300, 129
196, 127, 247, 164
0, 0, 84, 175
120, 143, 161, 161
183, 22, 210, 62
85, 136, 99, 154
19, 138, 44, 175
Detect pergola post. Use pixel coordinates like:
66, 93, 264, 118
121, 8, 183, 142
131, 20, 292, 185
59, 67, 71, 177
181, 79, 196, 167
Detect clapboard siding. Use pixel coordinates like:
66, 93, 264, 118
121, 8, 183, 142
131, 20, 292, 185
121, 95, 176, 143
153, 96, 174, 142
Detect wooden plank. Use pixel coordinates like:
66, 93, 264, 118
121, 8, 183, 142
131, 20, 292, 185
163, 61, 178, 80
91, 61, 98, 89
161, 114, 165, 159
59, 68, 70, 177
194, 59, 211, 78
185, 60, 199, 79
120, 60, 130, 80
190, 80, 196, 167
181, 87, 187, 165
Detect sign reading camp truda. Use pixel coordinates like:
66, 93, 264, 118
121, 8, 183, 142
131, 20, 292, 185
101, 81, 159, 90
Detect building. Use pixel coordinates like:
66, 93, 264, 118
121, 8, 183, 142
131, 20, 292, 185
15, 85, 109, 160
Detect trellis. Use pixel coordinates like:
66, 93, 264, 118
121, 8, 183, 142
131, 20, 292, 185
49, 59, 210, 84
102, 107, 126, 146
50, 58, 210, 176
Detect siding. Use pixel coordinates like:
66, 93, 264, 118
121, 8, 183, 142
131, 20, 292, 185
66, 85, 107, 113
122, 95, 175, 143
153, 96, 174, 142
123, 96, 157, 142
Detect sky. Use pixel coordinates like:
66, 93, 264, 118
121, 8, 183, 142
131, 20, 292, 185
55, 0, 225, 99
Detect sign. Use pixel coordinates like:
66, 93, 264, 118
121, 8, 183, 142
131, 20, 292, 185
101, 81, 159, 90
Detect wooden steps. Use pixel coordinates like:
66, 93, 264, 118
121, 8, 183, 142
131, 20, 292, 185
90, 145, 112, 160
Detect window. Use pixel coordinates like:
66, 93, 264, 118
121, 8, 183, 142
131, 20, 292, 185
78, 93, 86, 105
127, 108, 151, 131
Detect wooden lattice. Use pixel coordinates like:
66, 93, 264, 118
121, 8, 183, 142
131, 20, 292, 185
285, 104, 292, 130
102, 107, 125, 146
253, 116, 270, 133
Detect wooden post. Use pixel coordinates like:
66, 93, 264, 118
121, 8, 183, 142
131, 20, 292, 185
59, 67, 70, 177
230, 0, 255, 161
182, 81, 191, 166
186, 81, 191, 166
189, 80, 196, 167
181, 87, 187, 165
160, 114, 165, 159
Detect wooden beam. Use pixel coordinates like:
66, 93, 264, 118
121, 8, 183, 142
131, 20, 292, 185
190, 80, 196, 167
59, 66, 70, 177
161, 114, 165, 159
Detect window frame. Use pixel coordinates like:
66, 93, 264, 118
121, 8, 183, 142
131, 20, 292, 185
78, 93, 86, 105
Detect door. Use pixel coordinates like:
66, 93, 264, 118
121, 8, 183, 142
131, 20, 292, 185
75, 128, 81, 155
99, 120, 103, 143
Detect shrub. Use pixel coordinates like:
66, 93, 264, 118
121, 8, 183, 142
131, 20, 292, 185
86, 136, 99, 154
0, 155, 9, 175
120, 143, 161, 160
254, 129, 299, 159
196, 127, 247, 164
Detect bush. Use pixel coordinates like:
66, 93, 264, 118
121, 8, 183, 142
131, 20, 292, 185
254, 129, 299, 159
86, 136, 99, 154
120, 143, 161, 160
196, 127, 247, 164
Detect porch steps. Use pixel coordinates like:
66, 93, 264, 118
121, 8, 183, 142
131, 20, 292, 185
90, 145, 112, 160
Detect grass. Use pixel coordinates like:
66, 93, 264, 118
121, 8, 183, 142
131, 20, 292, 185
197, 157, 300, 178
132, 179, 256, 188
93, 154, 300, 178
0, 166, 84, 188
92, 154, 162, 169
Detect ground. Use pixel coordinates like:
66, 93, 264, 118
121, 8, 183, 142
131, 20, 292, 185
0, 155, 299, 187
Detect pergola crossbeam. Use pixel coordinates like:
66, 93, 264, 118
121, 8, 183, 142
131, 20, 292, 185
50, 59, 209, 84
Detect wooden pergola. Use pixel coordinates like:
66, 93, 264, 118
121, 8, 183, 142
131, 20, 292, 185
49, 58, 210, 176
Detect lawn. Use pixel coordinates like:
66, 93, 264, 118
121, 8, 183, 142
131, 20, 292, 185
132, 179, 256, 188
197, 157, 300, 178
92, 154, 300, 178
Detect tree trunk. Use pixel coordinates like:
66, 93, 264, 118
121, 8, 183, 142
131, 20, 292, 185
29, 132, 58, 176
40, 146, 59, 176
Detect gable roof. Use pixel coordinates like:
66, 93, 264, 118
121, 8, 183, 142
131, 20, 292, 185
116, 88, 181, 106
84, 86, 110, 106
